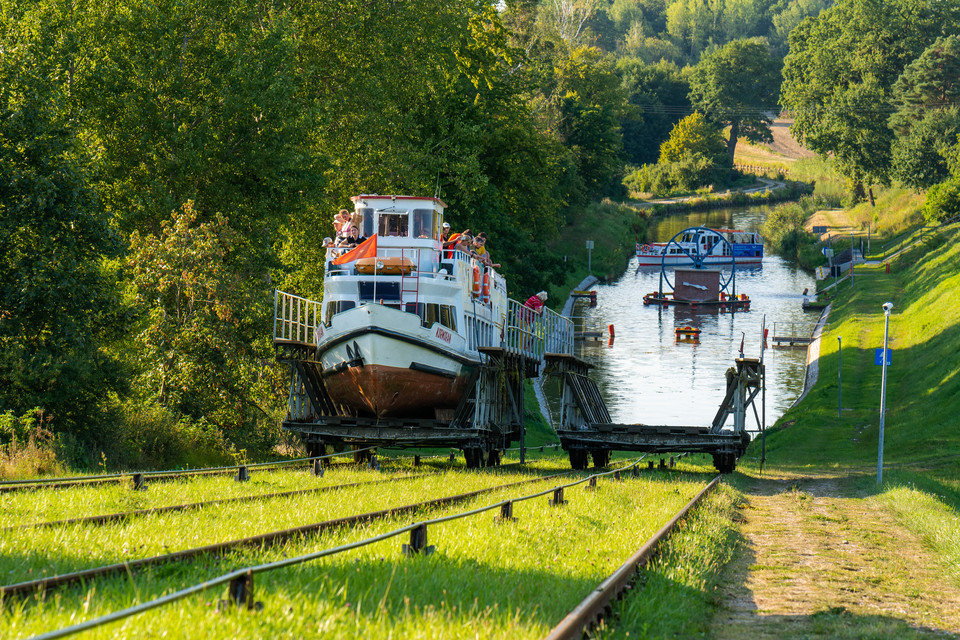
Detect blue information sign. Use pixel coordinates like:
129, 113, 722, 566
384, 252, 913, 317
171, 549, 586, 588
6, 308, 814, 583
874, 348, 892, 366
812, 225, 828, 234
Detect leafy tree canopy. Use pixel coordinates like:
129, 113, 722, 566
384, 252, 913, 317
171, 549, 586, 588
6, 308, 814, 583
659, 111, 728, 165
781, 0, 960, 190
0, 4, 123, 435
688, 38, 781, 160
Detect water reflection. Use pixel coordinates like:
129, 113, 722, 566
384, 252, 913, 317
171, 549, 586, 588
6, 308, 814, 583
567, 205, 817, 429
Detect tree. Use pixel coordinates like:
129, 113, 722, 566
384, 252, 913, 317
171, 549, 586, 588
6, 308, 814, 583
553, 46, 627, 200
659, 111, 728, 164
624, 110, 727, 196
688, 38, 781, 161
769, 0, 832, 57
666, 0, 717, 61
889, 36, 960, 190
781, 0, 960, 198
0, 4, 122, 435
617, 57, 691, 166
128, 203, 273, 437
923, 178, 960, 223
891, 109, 960, 191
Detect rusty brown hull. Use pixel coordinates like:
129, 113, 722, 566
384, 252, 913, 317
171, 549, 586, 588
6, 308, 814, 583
323, 364, 474, 418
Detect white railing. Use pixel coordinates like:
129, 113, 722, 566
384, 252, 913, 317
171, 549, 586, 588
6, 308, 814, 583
503, 299, 574, 359
274, 290, 322, 346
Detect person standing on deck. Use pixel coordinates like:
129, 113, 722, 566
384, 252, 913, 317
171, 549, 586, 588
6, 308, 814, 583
524, 291, 547, 314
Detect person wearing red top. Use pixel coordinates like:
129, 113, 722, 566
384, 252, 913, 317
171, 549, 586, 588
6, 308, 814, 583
524, 291, 547, 314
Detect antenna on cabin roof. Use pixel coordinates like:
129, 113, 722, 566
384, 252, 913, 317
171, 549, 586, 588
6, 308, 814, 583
434, 171, 441, 199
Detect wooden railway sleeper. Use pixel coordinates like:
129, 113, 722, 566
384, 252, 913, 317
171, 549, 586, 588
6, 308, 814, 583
402, 524, 435, 556
218, 570, 263, 612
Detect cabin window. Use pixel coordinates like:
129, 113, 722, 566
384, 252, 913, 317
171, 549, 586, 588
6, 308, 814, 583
412, 209, 436, 240
356, 208, 375, 237
439, 305, 456, 332
324, 300, 356, 325
378, 212, 409, 237
423, 303, 440, 327
358, 281, 400, 301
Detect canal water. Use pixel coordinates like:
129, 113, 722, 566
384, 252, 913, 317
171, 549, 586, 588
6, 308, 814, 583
568, 204, 817, 429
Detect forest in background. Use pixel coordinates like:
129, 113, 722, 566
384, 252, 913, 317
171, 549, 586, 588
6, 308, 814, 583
2, 0, 959, 471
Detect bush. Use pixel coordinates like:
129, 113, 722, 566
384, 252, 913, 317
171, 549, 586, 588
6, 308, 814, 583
0, 409, 62, 479
624, 152, 724, 197
761, 196, 823, 265
59, 400, 238, 471
924, 177, 960, 223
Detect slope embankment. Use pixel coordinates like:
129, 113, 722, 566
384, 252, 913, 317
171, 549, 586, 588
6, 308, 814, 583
712, 220, 960, 636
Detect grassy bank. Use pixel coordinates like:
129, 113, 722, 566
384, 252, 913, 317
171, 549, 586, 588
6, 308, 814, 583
739, 218, 960, 587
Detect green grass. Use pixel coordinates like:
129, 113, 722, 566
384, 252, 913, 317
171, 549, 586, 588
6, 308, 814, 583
0, 457, 719, 639
736, 219, 960, 603
595, 483, 741, 640
789, 156, 847, 204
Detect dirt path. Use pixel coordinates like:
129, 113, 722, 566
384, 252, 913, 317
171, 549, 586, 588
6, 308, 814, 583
711, 473, 960, 638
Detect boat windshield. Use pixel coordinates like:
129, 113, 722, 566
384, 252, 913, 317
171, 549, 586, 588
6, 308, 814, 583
412, 208, 436, 240
356, 207, 376, 237
378, 211, 409, 237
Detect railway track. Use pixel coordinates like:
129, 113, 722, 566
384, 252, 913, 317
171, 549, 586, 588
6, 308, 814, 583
6, 458, 541, 531
7, 455, 717, 640
2, 472, 427, 531
1, 467, 575, 599
23, 460, 645, 639
545, 475, 723, 639
0, 447, 382, 493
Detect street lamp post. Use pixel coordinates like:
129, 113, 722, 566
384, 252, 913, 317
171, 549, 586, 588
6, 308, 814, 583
878, 302, 893, 484
838, 335, 842, 419
586, 240, 594, 274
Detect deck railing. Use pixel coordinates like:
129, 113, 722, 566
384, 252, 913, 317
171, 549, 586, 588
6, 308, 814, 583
274, 290, 322, 347
274, 289, 574, 360
503, 299, 574, 359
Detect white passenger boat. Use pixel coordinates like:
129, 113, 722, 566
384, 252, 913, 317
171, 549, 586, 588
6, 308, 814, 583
310, 195, 508, 418
635, 228, 763, 267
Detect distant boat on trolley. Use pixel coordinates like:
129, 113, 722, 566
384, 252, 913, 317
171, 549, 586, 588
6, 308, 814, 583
635, 228, 763, 267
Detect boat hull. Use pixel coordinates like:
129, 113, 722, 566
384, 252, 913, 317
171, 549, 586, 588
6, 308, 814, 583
317, 304, 479, 418
635, 254, 763, 267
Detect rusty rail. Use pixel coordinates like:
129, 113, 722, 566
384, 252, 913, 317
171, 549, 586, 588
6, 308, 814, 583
29, 460, 644, 639
1, 469, 573, 599
544, 475, 722, 639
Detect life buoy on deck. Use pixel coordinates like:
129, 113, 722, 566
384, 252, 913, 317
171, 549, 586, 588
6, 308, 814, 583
472, 262, 481, 297
481, 271, 491, 303
641, 244, 652, 253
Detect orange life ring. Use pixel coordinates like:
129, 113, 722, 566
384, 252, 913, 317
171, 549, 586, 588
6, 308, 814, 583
482, 271, 491, 302
472, 263, 481, 297
641, 244, 652, 253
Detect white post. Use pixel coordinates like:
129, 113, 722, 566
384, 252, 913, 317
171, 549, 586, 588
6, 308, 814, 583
878, 302, 892, 484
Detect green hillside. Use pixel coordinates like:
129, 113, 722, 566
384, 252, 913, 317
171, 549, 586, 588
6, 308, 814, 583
757, 222, 960, 470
